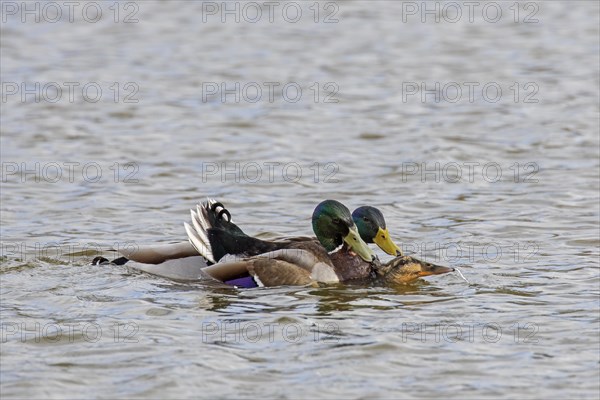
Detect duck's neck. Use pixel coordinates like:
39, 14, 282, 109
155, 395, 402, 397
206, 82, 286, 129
328, 245, 374, 282
316, 233, 341, 252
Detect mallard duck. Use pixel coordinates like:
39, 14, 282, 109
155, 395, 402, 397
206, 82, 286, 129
350, 205, 454, 284
182, 200, 402, 262
352, 206, 403, 256
185, 199, 376, 263
185, 199, 376, 287
90, 199, 377, 282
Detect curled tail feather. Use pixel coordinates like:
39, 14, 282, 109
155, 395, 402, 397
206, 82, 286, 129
184, 198, 234, 264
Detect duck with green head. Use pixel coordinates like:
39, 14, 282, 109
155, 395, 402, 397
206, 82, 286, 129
352, 206, 403, 256
351, 205, 454, 285
187, 199, 375, 287
311, 200, 375, 262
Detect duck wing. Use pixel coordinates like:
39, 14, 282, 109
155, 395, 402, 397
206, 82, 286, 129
248, 258, 314, 286
117, 241, 199, 264
202, 245, 339, 287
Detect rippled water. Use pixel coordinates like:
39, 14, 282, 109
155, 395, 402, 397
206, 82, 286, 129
1, 1, 599, 399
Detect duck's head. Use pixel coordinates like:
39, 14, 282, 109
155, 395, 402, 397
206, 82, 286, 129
312, 200, 375, 262
352, 206, 403, 256
381, 257, 454, 284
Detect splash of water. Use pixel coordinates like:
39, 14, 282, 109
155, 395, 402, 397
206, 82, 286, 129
454, 267, 470, 284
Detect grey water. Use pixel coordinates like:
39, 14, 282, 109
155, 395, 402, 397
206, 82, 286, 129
1, 1, 599, 399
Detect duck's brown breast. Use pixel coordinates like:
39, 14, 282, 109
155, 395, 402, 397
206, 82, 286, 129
329, 250, 373, 281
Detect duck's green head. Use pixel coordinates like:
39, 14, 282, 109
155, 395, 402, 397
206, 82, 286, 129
312, 200, 374, 262
352, 206, 403, 256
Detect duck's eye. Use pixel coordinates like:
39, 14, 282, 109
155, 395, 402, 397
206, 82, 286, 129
363, 217, 369, 222
332, 218, 341, 225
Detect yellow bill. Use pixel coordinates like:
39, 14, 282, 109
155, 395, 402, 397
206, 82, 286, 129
344, 226, 375, 262
373, 227, 403, 256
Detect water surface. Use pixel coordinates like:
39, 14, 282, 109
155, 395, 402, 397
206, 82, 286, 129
1, 1, 599, 399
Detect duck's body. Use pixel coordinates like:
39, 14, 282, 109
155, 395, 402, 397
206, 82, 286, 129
185, 199, 376, 287
328, 244, 375, 281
